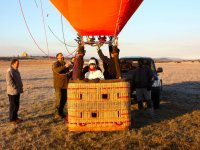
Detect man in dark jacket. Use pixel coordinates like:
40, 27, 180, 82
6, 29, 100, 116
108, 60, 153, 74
132, 59, 154, 117
6, 59, 23, 125
97, 45, 121, 79
52, 53, 70, 119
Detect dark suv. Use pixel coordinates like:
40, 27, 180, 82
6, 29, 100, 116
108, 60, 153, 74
120, 57, 163, 109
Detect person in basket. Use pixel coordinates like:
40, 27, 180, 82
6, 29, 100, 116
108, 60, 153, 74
84, 59, 104, 82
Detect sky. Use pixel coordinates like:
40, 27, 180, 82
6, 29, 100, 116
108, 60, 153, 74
0, 0, 200, 59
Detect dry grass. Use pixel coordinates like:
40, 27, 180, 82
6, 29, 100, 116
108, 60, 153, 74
0, 60, 200, 149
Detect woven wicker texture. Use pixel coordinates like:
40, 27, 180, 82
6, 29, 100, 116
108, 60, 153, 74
67, 80, 131, 131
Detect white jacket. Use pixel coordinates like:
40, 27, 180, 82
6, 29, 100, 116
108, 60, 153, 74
85, 70, 104, 80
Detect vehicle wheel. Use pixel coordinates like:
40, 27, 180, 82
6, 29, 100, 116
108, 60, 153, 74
152, 89, 160, 109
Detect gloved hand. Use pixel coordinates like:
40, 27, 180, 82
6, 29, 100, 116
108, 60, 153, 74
96, 46, 100, 52
83, 78, 89, 82
96, 43, 102, 51
91, 78, 100, 83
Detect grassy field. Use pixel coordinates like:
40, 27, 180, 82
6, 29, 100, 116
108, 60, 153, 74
0, 60, 200, 149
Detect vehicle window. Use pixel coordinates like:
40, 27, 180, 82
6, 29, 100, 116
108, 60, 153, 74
120, 60, 130, 71
120, 59, 156, 73
148, 60, 156, 72
131, 61, 138, 69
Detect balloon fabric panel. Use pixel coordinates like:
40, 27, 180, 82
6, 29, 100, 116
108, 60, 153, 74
50, 0, 143, 36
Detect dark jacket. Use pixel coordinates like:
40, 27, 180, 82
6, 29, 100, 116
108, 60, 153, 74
52, 60, 69, 88
98, 50, 118, 79
132, 65, 154, 89
6, 67, 23, 95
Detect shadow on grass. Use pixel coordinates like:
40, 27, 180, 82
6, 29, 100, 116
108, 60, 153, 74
0, 79, 6, 83
0, 114, 55, 126
22, 113, 66, 129
130, 81, 200, 129
0, 78, 52, 84
23, 77, 52, 81
28, 86, 54, 90
0, 78, 52, 83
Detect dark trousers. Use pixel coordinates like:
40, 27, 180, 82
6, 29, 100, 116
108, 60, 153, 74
8, 94, 20, 121
55, 88, 67, 115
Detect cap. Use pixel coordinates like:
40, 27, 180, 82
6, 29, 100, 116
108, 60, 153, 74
88, 59, 96, 65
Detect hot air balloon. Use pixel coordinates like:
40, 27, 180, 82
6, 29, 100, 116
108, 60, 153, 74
50, 0, 143, 44
49, 1, 144, 131
50, 0, 143, 80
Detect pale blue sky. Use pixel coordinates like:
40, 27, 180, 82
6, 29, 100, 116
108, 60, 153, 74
0, 0, 200, 59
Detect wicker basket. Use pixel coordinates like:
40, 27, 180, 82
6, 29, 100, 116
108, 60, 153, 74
67, 79, 131, 131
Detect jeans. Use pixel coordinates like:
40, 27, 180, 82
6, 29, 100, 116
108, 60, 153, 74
55, 88, 67, 115
136, 88, 153, 110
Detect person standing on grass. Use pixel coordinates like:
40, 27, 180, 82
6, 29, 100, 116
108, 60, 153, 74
52, 53, 70, 119
132, 59, 154, 117
6, 59, 23, 125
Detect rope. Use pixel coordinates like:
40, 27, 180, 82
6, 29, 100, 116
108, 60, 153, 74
66, 48, 78, 57
18, 0, 48, 56
39, 0, 50, 56
61, 15, 77, 56
60, 15, 69, 52
114, 0, 123, 36
48, 25, 77, 47
33, 0, 38, 8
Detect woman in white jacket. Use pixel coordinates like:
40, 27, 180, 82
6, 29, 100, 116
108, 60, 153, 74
84, 59, 104, 82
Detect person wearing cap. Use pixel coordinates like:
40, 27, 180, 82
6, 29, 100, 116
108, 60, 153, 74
84, 59, 104, 82
82, 57, 102, 76
97, 45, 120, 79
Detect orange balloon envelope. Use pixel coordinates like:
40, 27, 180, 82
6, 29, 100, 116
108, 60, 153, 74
50, 0, 143, 36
